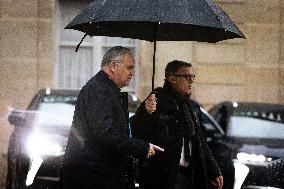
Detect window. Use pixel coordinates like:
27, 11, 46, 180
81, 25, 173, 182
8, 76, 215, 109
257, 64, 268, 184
56, 0, 140, 92
228, 116, 284, 139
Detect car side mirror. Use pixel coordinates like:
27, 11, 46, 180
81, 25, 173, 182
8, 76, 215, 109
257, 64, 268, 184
8, 110, 26, 126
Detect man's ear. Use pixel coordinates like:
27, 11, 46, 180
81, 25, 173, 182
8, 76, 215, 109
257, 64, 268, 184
110, 61, 117, 73
168, 75, 176, 84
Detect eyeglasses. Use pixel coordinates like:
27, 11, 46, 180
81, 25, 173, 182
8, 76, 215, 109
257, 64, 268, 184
172, 74, 196, 81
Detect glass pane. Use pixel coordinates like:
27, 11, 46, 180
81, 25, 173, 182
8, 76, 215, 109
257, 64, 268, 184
228, 116, 284, 139
58, 1, 140, 93
60, 0, 92, 43
58, 46, 93, 89
34, 103, 75, 128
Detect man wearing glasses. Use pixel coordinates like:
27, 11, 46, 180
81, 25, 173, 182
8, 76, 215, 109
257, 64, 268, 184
131, 60, 223, 189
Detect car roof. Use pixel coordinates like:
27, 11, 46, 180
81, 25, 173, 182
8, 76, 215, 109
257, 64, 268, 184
220, 101, 284, 113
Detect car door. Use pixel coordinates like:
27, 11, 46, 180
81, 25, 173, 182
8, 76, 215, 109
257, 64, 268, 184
200, 108, 235, 189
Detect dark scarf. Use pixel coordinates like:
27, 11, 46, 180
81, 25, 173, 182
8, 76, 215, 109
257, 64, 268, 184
163, 80, 196, 137
163, 80, 197, 161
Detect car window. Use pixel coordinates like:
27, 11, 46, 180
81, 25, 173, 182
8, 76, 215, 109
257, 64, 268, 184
32, 96, 77, 128
26, 96, 77, 139
228, 116, 284, 139
34, 102, 75, 128
32, 95, 138, 131
26, 96, 77, 158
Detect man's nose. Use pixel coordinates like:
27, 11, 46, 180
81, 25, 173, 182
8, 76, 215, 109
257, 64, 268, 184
188, 79, 194, 83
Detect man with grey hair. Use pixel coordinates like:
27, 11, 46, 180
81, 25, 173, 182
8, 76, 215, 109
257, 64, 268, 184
61, 46, 163, 189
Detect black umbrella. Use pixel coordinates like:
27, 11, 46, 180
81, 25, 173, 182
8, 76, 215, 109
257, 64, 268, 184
65, 0, 245, 89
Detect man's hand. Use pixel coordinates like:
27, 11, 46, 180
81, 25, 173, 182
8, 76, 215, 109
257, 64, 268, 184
212, 175, 223, 189
146, 143, 164, 158
145, 93, 157, 113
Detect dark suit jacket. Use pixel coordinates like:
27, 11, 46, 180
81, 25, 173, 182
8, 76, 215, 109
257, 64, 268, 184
131, 81, 221, 189
61, 70, 148, 189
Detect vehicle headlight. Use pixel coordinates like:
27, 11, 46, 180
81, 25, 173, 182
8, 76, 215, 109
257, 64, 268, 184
26, 132, 64, 157
236, 152, 272, 164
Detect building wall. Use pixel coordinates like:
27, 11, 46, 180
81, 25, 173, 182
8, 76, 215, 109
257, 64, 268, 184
0, 0, 283, 188
280, 0, 284, 104
0, 0, 56, 188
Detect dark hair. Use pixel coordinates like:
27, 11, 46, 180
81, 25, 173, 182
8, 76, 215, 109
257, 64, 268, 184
101, 46, 132, 68
165, 60, 192, 78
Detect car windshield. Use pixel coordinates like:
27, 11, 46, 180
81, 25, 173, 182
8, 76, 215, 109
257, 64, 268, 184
31, 96, 77, 134
227, 112, 284, 139
32, 94, 139, 132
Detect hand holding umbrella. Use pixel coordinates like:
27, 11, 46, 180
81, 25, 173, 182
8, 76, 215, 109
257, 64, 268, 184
145, 93, 157, 114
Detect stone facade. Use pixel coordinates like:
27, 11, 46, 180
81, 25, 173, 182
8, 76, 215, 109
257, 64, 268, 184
0, 0, 56, 188
0, 0, 283, 188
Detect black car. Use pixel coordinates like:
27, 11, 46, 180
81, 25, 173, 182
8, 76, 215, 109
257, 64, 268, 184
6, 89, 141, 189
209, 101, 284, 189
6, 89, 235, 189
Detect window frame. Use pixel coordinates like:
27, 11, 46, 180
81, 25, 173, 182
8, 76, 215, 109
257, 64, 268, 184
54, 0, 140, 93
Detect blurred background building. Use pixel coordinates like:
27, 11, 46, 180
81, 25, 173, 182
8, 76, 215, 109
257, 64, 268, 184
0, 0, 283, 188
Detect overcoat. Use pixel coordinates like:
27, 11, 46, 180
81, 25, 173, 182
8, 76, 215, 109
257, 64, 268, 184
61, 71, 149, 189
131, 81, 221, 189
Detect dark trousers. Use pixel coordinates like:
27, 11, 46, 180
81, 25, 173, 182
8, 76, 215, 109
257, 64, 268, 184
60, 167, 126, 189
175, 165, 194, 189
138, 160, 178, 189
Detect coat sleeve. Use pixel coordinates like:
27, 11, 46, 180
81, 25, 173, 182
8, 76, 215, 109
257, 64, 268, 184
130, 94, 160, 143
197, 107, 222, 180
82, 88, 149, 159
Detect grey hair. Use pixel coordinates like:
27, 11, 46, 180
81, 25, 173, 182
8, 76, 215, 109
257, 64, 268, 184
101, 46, 132, 68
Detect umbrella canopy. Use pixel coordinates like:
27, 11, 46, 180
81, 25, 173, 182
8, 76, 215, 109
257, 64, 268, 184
65, 0, 245, 89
